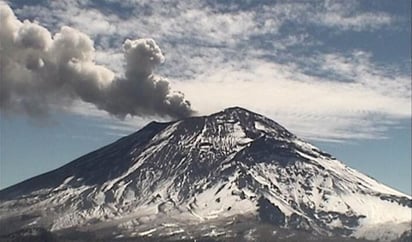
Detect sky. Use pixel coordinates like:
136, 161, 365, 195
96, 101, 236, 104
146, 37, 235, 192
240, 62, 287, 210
0, 0, 411, 194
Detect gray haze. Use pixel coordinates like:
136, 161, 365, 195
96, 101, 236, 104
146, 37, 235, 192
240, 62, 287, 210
0, 3, 194, 119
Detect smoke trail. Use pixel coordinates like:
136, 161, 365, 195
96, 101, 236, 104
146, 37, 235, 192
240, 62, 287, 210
0, 3, 194, 119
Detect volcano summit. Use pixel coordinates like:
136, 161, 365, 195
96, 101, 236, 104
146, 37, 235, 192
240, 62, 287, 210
0, 107, 410, 241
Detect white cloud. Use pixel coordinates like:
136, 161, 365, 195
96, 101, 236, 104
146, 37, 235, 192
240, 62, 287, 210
173, 53, 410, 141
7, 0, 410, 142
67, 9, 118, 36
316, 0, 393, 31
67, 100, 160, 137
319, 12, 392, 31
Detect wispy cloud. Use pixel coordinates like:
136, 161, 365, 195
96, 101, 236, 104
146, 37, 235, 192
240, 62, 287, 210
7, 0, 411, 141
174, 52, 410, 141
314, 0, 394, 31
67, 101, 153, 136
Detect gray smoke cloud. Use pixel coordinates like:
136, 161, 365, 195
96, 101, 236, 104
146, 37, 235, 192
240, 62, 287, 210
0, 3, 194, 119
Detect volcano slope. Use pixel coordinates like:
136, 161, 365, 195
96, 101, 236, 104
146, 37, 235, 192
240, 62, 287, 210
0, 107, 410, 241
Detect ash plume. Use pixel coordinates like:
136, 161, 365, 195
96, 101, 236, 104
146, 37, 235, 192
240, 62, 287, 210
0, 3, 194, 119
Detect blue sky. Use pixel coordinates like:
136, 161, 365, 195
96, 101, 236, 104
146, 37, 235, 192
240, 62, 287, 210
0, 0, 411, 194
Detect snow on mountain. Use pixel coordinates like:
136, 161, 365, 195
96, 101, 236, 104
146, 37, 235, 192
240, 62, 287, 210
0, 107, 410, 241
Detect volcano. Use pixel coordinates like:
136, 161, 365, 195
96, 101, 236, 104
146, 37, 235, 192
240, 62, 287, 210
0, 107, 410, 241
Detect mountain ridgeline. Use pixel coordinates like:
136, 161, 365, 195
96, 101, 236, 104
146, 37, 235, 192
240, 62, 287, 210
0, 107, 411, 241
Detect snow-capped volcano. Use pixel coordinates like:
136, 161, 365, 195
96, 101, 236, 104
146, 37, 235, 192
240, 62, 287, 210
0, 107, 410, 241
